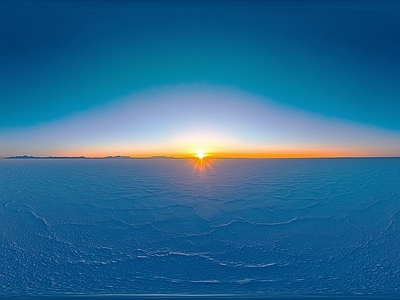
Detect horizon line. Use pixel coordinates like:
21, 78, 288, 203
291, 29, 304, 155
2, 154, 400, 160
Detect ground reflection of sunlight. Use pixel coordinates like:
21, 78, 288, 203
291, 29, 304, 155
190, 157, 214, 173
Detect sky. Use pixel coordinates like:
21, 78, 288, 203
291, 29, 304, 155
1, 0, 400, 158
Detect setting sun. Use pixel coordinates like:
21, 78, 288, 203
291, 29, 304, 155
191, 149, 213, 172
196, 150, 205, 160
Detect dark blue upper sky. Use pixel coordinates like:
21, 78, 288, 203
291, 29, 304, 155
1, 0, 400, 131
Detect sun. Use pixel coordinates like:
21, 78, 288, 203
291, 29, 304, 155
196, 150, 205, 160
191, 149, 212, 171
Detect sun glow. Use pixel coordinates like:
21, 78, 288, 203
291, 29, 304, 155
191, 149, 213, 172
196, 150, 205, 160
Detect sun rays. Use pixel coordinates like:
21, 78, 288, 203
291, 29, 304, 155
190, 149, 214, 172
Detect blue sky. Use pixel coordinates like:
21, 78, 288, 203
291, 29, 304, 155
1, 0, 400, 157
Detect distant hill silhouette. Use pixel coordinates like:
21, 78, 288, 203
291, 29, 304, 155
5, 155, 176, 159
6, 155, 87, 159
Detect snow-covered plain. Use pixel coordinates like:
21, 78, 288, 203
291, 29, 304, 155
1, 158, 399, 298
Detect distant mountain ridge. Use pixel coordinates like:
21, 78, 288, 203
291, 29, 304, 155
5, 155, 175, 159
6, 155, 88, 159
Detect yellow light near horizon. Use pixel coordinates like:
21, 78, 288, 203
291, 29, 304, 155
196, 150, 205, 159
192, 149, 212, 171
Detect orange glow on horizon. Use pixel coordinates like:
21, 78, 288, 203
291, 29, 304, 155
46, 147, 398, 159
195, 150, 205, 159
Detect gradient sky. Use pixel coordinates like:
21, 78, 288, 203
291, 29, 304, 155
1, 0, 400, 157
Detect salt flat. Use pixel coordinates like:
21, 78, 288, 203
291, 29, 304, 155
1, 158, 399, 298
